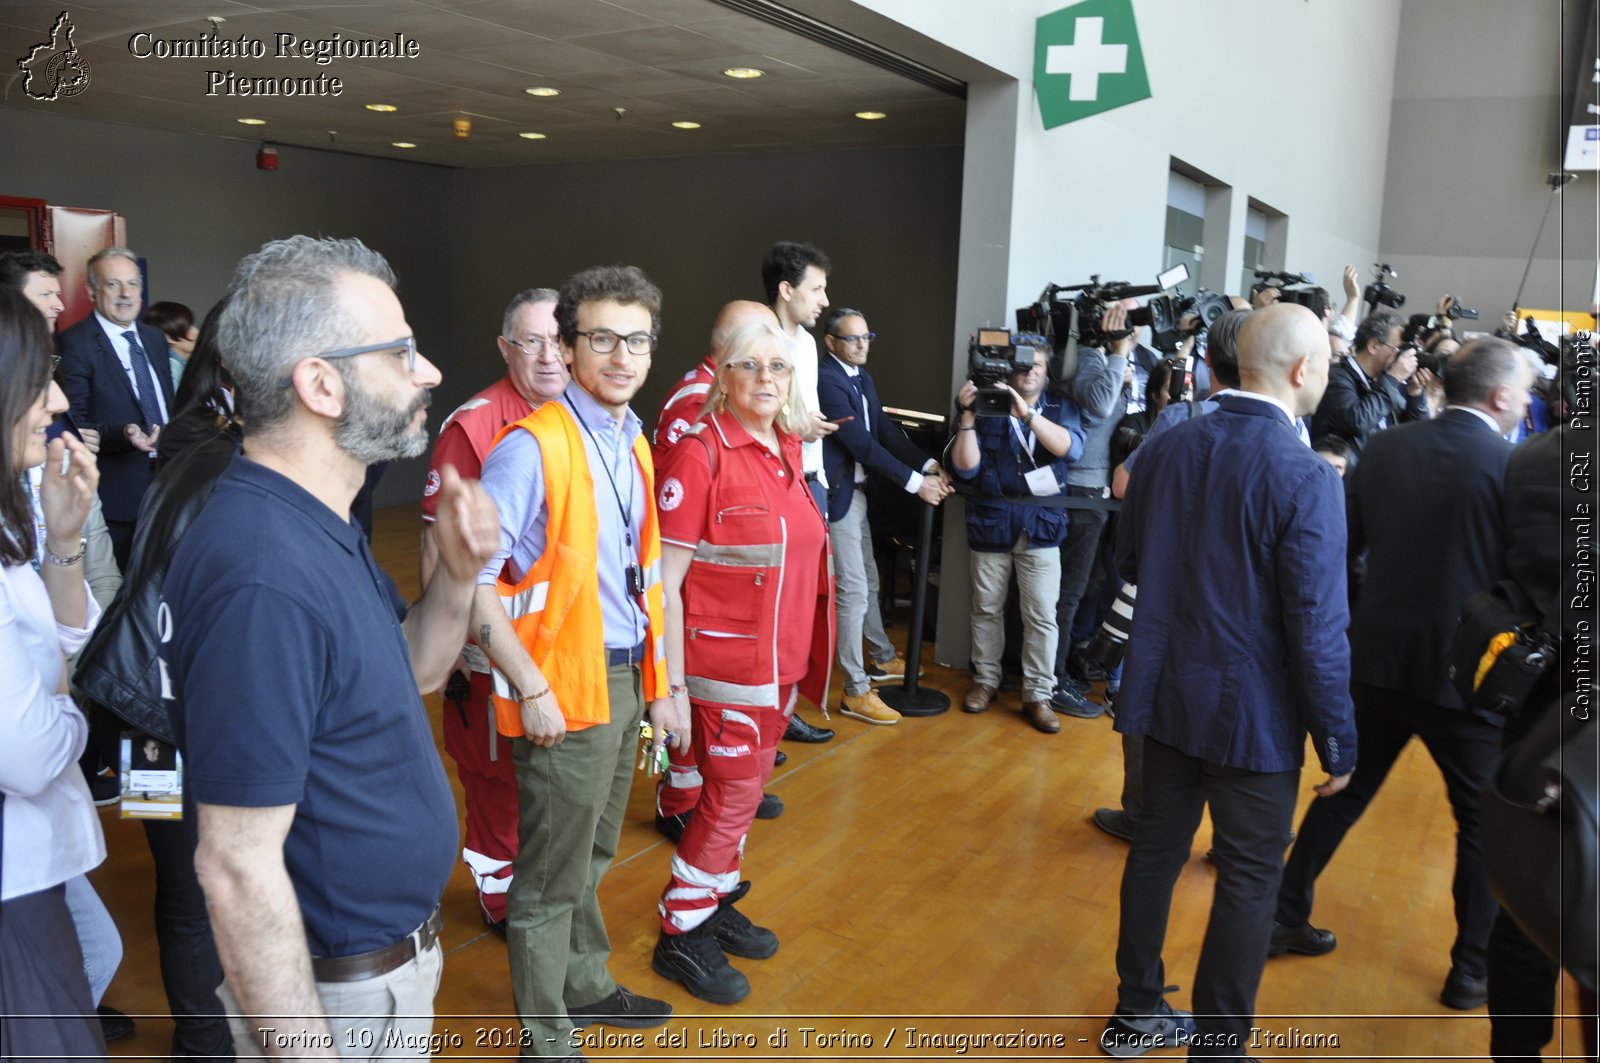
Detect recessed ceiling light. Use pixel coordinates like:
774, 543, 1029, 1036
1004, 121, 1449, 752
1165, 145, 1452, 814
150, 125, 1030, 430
855, 111, 887, 120
237, 117, 266, 126
365, 103, 398, 113
391, 141, 417, 149
722, 67, 764, 79
519, 132, 547, 140
525, 86, 561, 97
671, 121, 701, 130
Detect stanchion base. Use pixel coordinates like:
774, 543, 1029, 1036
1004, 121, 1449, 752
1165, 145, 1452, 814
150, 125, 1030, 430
879, 686, 950, 717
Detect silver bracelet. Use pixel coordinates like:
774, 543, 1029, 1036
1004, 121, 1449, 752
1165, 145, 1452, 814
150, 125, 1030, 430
44, 537, 87, 566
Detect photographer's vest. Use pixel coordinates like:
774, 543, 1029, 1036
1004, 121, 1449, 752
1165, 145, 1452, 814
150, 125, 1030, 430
488, 401, 666, 736
964, 395, 1075, 552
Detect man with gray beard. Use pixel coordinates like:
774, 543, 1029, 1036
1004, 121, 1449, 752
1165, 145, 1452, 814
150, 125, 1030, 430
161, 235, 500, 1059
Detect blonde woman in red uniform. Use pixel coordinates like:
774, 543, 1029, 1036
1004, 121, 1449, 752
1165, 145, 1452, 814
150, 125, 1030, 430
649, 320, 834, 1004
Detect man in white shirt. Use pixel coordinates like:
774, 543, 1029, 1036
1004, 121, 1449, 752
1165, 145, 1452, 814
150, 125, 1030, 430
760, 241, 839, 744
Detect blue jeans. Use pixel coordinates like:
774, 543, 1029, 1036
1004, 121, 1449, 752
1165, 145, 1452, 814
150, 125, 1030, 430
64, 874, 121, 1006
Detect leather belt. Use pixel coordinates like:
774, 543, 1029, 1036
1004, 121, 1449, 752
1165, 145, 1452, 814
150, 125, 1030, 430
311, 906, 441, 984
605, 639, 649, 667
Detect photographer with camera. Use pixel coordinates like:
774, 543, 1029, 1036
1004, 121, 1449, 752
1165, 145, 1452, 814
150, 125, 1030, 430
1051, 302, 1132, 717
1310, 309, 1431, 465
950, 337, 1085, 735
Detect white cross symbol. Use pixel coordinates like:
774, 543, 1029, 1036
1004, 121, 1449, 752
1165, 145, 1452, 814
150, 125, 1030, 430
1045, 16, 1127, 102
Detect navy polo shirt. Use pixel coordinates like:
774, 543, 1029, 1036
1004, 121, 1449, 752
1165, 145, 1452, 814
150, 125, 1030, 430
163, 455, 457, 958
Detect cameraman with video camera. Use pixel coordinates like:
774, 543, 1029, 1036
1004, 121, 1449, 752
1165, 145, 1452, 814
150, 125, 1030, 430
950, 335, 1085, 735
1048, 303, 1135, 716
1311, 309, 1431, 465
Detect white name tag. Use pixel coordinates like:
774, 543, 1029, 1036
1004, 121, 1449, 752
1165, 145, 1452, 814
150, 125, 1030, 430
1023, 466, 1062, 497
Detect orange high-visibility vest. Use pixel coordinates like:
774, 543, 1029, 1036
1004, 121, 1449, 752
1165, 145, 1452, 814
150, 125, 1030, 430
487, 401, 666, 736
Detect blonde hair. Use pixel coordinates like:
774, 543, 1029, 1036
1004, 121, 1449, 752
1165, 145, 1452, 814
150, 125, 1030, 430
700, 321, 808, 436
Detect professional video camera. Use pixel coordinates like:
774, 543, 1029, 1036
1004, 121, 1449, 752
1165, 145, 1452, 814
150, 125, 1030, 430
966, 327, 1037, 417
1363, 263, 1406, 310
1509, 314, 1562, 365
1446, 299, 1480, 321
1251, 268, 1324, 313
1015, 264, 1209, 359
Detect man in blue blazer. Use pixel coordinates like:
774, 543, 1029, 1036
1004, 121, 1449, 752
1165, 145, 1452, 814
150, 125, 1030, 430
817, 308, 950, 725
1103, 304, 1358, 1059
57, 247, 174, 570
1272, 337, 1535, 1012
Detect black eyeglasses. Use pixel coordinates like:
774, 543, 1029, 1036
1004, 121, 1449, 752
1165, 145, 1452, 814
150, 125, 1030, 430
829, 332, 876, 345
279, 336, 418, 388
576, 329, 657, 356
317, 336, 418, 372
507, 335, 562, 356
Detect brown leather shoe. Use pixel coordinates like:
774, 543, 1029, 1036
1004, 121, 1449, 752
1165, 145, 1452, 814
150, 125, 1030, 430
1024, 699, 1060, 734
962, 683, 996, 714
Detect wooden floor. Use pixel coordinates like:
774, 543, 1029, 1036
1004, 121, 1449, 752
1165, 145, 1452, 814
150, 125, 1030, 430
90, 505, 1593, 1060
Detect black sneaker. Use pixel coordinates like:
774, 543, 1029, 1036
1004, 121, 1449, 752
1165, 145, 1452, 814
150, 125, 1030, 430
755, 793, 783, 820
652, 923, 751, 1004
89, 769, 120, 808
713, 882, 778, 959
654, 809, 691, 843
1069, 646, 1108, 684
1099, 1001, 1195, 1057
98, 1005, 134, 1042
568, 985, 672, 1029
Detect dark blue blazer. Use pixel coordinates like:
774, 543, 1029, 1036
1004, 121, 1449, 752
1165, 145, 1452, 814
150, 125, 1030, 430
1114, 394, 1357, 776
817, 354, 932, 522
1346, 407, 1512, 710
58, 315, 176, 523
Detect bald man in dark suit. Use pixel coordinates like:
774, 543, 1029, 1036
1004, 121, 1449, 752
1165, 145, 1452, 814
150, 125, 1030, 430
1103, 304, 1358, 1060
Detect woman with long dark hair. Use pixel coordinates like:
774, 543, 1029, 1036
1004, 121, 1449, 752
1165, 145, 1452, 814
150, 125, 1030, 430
157, 294, 239, 465
0, 284, 107, 1059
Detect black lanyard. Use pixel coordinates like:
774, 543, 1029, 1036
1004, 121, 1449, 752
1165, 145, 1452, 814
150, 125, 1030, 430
565, 396, 646, 601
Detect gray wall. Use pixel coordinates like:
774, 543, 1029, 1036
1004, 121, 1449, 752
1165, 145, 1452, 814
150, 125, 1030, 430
444, 145, 963, 441
1379, 0, 1598, 318
1, 106, 962, 507
0, 106, 457, 506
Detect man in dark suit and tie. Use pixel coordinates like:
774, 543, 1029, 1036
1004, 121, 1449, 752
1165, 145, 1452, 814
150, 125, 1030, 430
58, 246, 174, 569
1271, 337, 1535, 1012
1103, 303, 1358, 1059
816, 307, 950, 725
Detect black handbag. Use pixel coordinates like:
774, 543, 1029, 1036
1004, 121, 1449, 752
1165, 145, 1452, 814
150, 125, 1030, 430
1446, 578, 1557, 717
1481, 692, 1598, 990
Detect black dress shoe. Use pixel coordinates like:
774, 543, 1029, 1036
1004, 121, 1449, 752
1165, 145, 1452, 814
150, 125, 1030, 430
1268, 920, 1336, 957
783, 715, 834, 743
755, 793, 783, 819
1440, 967, 1488, 1009
98, 1005, 134, 1042
773, 749, 788, 766
568, 985, 672, 1028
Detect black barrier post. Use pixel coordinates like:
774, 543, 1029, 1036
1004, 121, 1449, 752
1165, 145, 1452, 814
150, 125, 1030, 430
877, 499, 950, 717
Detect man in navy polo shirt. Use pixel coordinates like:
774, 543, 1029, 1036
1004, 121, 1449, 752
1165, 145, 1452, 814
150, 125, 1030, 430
162, 235, 498, 1058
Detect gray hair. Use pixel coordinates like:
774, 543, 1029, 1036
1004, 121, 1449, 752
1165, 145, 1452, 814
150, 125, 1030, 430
217, 235, 396, 434
86, 246, 140, 284
501, 287, 558, 338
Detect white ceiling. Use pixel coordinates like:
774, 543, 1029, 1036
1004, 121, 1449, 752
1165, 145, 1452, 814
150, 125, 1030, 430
0, 0, 967, 166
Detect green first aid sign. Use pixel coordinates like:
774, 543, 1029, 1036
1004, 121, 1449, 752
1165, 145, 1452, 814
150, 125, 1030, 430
1034, 0, 1150, 129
